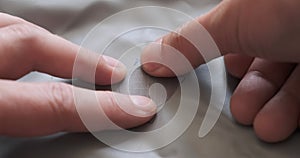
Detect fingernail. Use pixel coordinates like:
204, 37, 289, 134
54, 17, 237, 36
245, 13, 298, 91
104, 56, 123, 68
131, 96, 157, 114
155, 38, 163, 43
103, 56, 127, 83
141, 39, 163, 72
104, 56, 127, 72
142, 62, 161, 73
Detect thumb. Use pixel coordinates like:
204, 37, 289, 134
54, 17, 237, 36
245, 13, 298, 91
141, 0, 241, 77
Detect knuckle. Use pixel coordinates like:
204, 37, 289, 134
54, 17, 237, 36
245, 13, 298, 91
6, 23, 41, 44
46, 82, 74, 120
104, 91, 118, 108
1, 23, 49, 67
249, 70, 281, 89
102, 91, 120, 117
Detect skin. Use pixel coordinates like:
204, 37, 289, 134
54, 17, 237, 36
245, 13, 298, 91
142, 0, 300, 143
2, 0, 299, 143
0, 13, 156, 137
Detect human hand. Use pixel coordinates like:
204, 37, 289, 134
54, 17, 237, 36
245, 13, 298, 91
141, 0, 300, 142
0, 13, 156, 137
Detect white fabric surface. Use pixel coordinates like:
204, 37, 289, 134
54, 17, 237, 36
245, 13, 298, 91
0, 0, 299, 157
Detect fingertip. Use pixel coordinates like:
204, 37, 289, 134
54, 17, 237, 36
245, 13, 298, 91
105, 56, 127, 84
130, 95, 157, 116
230, 94, 255, 125
253, 114, 287, 143
101, 92, 157, 130
141, 40, 168, 77
253, 107, 297, 143
95, 56, 127, 85
141, 40, 188, 77
142, 63, 175, 77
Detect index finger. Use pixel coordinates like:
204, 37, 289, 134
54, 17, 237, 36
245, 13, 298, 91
141, 1, 238, 77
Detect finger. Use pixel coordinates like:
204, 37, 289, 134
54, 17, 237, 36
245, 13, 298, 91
230, 58, 294, 125
141, 1, 241, 77
224, 54, 254, 78
253, 65, 300, 142
0, 12, 26, 27
0, 22, 126, 85
33, 31, 127, 85
0, 80, 156, 137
